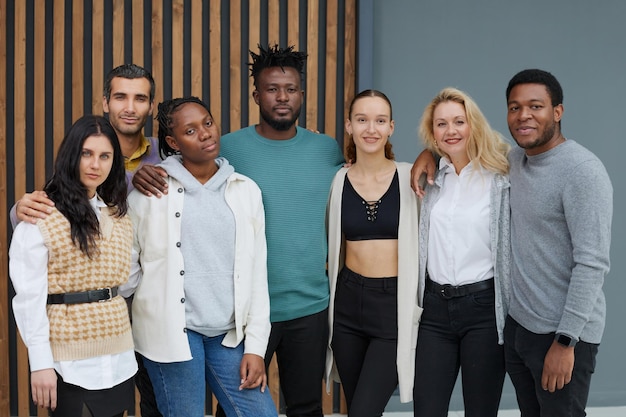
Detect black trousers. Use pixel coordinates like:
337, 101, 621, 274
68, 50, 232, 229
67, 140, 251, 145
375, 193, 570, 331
332, 267, 399, 417
135, 352, 163, 417
504, 315, 599, 417
51, 373, 134, 417
413, 282, 505, 417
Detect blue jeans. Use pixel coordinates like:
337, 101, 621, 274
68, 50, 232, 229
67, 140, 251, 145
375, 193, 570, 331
504, 316, 598, 417
413, 283, 505, 417
143, 331, 277, 417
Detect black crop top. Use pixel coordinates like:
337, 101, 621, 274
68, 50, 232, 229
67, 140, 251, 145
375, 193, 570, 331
341, 170, 400, 241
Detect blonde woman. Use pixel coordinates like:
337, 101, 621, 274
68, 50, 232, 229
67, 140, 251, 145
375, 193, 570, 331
413, 88, 511, 417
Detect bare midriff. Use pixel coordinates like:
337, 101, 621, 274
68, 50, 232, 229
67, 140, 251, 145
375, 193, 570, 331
344, 239, 398, 278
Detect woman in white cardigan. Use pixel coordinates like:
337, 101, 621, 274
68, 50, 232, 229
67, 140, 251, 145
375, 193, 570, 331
120, 97, 276, 417
325, 90, 422, 415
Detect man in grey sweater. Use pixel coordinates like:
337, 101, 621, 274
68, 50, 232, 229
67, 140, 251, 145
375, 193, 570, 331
503, 69, 612, 417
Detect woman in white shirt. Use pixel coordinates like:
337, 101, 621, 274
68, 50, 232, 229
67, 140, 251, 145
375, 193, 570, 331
9, 115, 136, 417
413, 88, 511, 417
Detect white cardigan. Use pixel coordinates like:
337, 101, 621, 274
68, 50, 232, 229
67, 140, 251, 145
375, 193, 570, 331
325, 162, 422, 403
124, 173, 270, 363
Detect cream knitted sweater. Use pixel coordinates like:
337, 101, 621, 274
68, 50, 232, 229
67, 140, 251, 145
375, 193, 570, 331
38, 207, 134, 361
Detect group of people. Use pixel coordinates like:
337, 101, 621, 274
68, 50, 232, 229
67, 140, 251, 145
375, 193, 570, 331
9, 43, 612, 417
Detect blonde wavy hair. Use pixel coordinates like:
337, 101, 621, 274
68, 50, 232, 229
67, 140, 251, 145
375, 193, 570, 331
419, 87, 510, 175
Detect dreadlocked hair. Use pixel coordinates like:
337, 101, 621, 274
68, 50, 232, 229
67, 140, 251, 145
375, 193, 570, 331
249, 44, 307, 88
156, 96, 213, 158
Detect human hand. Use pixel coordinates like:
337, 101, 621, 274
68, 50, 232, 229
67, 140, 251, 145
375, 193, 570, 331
16, 191, 54, 224
411, 150, 436, 198
31, 368, 57, 411
132, 165, 168, 197
239, 353, 267, 392
541, 341, 574, 392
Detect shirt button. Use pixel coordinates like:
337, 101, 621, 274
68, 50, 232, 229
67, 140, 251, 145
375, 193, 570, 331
180, 298, 185, 303
183, 328, 187, 333
175, 212, 181, 217
180, 270, 185, 276
178, 188, 183, 193
176, 242, 181, 247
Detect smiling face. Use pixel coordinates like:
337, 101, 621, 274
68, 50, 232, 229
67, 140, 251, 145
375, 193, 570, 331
79, 134, 115, 198
346, 96, 394, 158
165, 102, 220, 167
102, 77, 153, 139
253, 66, 303, 134
432, 101, 471, 166
507, 83, 563, 155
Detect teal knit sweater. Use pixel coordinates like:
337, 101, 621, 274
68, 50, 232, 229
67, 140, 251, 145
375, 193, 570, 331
220, 126, 344, 322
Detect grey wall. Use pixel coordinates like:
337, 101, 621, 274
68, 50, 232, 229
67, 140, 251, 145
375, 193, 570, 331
362, 0, 626, 411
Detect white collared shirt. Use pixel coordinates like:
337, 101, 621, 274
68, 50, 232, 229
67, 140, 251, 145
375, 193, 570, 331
427, 158, 494, 286
9, 195, 137, 389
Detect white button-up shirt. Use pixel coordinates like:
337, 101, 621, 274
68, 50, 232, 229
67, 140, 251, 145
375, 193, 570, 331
427, 158, 495, 286
9, 195, 137, 389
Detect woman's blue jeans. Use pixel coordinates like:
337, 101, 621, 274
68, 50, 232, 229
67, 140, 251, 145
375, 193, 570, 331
143, 331, 277, 417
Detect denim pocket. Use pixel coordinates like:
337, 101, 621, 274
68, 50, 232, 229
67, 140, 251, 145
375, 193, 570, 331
470, 288, 495, 307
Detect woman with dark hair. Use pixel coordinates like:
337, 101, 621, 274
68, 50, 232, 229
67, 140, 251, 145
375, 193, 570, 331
325, 90, 422, 416
9, 115, 136, 417
120, 97, 276, 417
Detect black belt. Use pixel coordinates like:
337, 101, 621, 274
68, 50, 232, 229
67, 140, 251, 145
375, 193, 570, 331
47, 287, 119, 305
426, 278, 494, 299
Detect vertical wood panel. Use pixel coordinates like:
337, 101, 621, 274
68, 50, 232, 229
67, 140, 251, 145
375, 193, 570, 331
132, 0, 144, 66
72, 0, 84, 121
229, 0, 241, 132
92, 0, 104, 115
343, 0, 356, 152
287, 0, 299, 48
171, 0, 184, 98
208, 0, 221, 127
112, 0, 125, 67
34, 0, 46, 191
190, 0, 202, 97
305, 0, 319, 130
247, 0, 260, 126
0, 0, 8, 412
13, 4, 28, 415
267, 0, 279, 44
151, 0, 164, 134
324, 0, 337, 137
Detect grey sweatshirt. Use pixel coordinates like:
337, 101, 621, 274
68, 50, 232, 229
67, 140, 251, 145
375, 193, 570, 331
160, 156, 236, 337
508, 140, 612, 343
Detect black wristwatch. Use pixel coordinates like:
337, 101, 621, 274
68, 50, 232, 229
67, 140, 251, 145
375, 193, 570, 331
555, 333, 577, 348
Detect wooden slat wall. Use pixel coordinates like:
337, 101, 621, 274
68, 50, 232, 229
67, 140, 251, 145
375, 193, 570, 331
0, 1, 356, 416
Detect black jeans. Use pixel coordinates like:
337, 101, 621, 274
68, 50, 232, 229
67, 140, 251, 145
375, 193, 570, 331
504, 315, 599, 417
135, 352, 163, 417
413, 282, 505, 417
332, 267, 399, 417
266, 308, 328, 417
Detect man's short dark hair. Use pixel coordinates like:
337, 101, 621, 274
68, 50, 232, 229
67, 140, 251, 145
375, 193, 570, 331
249, 44, 307, 88
506, 69, 563, 107
103, 64, 156, 102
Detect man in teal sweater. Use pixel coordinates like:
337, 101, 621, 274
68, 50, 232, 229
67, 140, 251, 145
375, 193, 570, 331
220, 45, 344, 417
